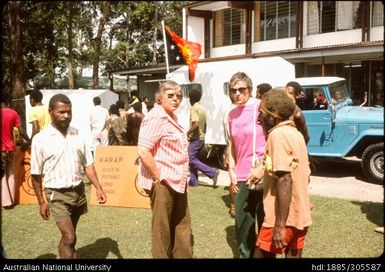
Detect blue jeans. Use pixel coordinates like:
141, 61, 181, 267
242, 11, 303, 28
188, 140, 216, 186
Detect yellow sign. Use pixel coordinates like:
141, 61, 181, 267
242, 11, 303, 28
90, 146, 150, 208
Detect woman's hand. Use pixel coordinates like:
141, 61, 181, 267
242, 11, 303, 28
228, 169, 239, 194
246, 164, 264, 184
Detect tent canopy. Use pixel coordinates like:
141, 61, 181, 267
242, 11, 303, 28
25, 89, 118, 151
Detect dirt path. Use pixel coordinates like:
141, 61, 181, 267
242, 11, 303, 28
308, 157, 383, 203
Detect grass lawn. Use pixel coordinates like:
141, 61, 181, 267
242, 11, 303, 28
1, 183, 383, 259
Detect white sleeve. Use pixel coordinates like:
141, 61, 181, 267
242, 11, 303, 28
80, 131, 94, 167
30, 135, 43, 175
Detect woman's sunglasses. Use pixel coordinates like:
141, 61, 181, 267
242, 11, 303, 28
167, 93, 183, 100
230, 87, 248, 94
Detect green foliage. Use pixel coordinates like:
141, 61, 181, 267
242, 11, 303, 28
1, 185, 383, 258
2, 1, 194, 93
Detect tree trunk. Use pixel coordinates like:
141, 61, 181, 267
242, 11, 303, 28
125, 19, 130, 67
152, 2, 158, 65
92, 2, 110, 89
48, 58, 55, 88
8, 1, 25, 99
67, 3, 75, 89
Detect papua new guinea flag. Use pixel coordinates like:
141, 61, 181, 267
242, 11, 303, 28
164, 25, 202, 82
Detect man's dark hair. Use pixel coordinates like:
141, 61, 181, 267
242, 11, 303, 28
263, 88, 295, 120
257, 83, 272, 96
49, 94, 71, 109
0, 92, 11, 104
189, 89, 202, 105
132, 102, 142, 113
109, 104, 119, 116
93, 96, 101, 105
30, 90, 43, 103
286, 81, 302, 96
116, 100, 125, 109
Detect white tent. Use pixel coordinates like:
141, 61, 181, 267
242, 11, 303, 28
25, 89, 118, 151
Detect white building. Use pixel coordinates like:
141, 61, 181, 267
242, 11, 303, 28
110, 1, 384, 106
183, 1, 383, 106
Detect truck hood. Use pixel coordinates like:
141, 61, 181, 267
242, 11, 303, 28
336, 106, 384, 124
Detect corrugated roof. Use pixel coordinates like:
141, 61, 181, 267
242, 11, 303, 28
107, 40, 383, 75
275, 40, 384, 54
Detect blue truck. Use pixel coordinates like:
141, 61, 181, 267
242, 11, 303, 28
295, 77, 383, 183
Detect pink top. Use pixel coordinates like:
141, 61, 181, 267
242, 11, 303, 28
228, 99, 266, 181
1, 108, 21, 151
138, 104, 189, 194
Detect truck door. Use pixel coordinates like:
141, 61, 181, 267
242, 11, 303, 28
300, 87, 333, 155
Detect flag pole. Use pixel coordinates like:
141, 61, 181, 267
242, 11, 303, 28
161, 20, 170, 76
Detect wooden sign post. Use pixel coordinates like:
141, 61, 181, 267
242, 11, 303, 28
14, 147, 43, 204
90, 146, 150, 209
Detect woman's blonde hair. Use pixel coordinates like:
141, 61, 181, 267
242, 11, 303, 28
229, 72, 253, 92
155, 80, 181, 104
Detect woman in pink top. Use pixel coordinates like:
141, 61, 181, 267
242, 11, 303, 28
227, 72, 266, 258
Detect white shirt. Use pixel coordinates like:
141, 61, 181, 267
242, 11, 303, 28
30, 124, 94, 189
141, 101, 148, 115
90, 105, 109, 147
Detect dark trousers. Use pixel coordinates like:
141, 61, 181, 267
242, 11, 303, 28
188, 140, 216, 186
1, 151, 15, 207
150, 181, 192, 258
234, 182, 264, 258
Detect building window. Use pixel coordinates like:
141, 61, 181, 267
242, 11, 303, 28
214, 8, 246, 47
223, 82, 230, 96
255, 1, 297, 41
372, 1, 384, 27
336, 2, 363, 30
180, 83, 202, 97
307, 1, 365, 34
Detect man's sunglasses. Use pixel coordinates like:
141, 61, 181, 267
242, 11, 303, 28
230, 87, 248, 94
167, 93, 183, 100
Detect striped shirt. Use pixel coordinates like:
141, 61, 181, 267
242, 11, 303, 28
138, 104, 189, 194
30, 124, 94, 189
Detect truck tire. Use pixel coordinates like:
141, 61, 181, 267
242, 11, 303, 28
361, 143, 383, 184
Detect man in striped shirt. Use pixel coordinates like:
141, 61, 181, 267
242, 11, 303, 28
31, 94, 106, 259
138, 80, 192, 258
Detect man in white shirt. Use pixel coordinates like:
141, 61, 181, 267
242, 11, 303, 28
141, 96, 149, 115
90, 96, 109, 154
31, 94, 107, 259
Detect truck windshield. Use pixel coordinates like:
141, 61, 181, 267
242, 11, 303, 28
330, 81, 349, 104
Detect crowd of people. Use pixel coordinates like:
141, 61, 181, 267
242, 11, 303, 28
135, 76, 313, 259
90, 95, 149, 148
1, 73, 315, 259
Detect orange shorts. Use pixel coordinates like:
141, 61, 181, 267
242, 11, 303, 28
256, 226, 308, 254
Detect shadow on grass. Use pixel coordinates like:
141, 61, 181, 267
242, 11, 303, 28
36, 253, 56, 259
225, 225, 238, 258
77, 237, 123, 259
351, 201, 384, 226
36, 237, 123, 259
221, 186, 231, 209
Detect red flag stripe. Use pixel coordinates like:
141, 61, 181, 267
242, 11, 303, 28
165, 25, 201, 81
